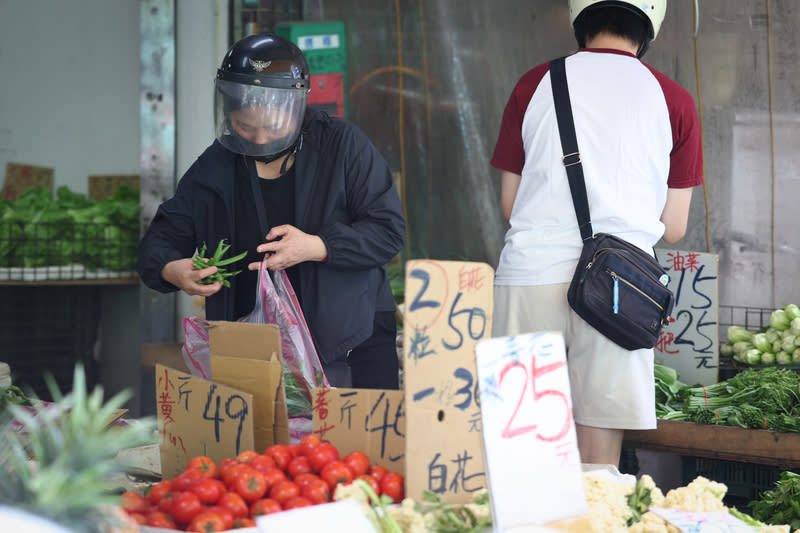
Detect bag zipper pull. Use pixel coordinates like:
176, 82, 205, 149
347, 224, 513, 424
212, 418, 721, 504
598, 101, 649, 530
610, 271, 619, 314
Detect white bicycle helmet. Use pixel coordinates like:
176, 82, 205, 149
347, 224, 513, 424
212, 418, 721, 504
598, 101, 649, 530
569, 0, 667, 41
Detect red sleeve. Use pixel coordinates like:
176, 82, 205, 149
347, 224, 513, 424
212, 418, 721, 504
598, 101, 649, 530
647, 66, 705, 189
491, 63, 550, 175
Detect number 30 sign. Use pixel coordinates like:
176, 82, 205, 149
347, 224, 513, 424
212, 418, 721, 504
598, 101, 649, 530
475, 332, 586, 529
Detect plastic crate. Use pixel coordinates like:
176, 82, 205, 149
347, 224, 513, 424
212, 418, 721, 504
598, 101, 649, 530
681, 456, 788, 506
0, 285, 100, 400
0, 221, 138, 281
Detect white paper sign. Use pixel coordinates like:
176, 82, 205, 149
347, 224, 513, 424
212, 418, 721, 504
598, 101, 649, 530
475, 332, 586, 529
654, 249, 719, 386
255, 500, 377, 533
649, 508, 755, 533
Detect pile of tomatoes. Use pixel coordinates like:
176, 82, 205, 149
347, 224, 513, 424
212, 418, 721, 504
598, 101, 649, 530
119, 434, 405, 532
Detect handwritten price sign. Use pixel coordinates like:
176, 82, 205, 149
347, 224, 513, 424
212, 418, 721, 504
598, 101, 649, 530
155, 363, 255, 478
403, 260, 493, 504
311, 387, 405, 473
654, 249, 719, 386
475, 332, 586, 529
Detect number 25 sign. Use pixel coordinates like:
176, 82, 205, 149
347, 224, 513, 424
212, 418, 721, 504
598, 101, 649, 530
475, 332, 586, 529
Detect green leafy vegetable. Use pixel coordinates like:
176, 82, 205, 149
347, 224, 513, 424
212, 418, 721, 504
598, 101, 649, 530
749, 471, 800, 530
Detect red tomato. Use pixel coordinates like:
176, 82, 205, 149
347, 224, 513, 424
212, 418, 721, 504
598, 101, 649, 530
307, 442, 340, 473
286, 455, 313, 479
145, 510, 177, 529
172, 468, 206, 491
218, 457, 240, 479
261, 467, 289, 491
236, 450, 261, 464
146, 480, 173, 506
249, 497, 282, 516
248, 454, 277, 473
217, 491, 249, 519
356, 474, 381, 498
169, 491, 204, 525
232, 468, 268, 503
287, 443, 301, 457
202, 506, 234, 529
301, 478, 331, 504
368, 464, 389, 482
157, 492, 179, 513
269, 479, 301, 505
186, 455, 218, 479
223, 463, 251, 488
264, 444, 293, 472
320, 461, 354, 490
292, 472, 321, 490
187, 510, 227, 532
283, 496, 313, 510
298, 434, 322, 457
380, 472, 405, 503
189, 478, 225, 504
342, 451, 370, 477
120, 491, 149, 514
233, 517, 257, 528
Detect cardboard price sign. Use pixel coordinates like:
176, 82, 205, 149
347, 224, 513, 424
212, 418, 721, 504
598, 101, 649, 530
475, 332, 586, 528
654, 249, 719, 386
403, 260, 493, 504
311, 387, 405, 473
155, 363, 255, 478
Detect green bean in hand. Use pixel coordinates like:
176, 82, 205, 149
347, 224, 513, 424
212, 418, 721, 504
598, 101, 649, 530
192, 239, 247, 288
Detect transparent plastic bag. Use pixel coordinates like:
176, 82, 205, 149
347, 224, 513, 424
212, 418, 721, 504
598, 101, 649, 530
181, 257, 328, 419
242, 258, 329, 418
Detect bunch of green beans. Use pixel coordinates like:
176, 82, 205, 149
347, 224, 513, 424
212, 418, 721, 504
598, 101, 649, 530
192, 239, 247, 288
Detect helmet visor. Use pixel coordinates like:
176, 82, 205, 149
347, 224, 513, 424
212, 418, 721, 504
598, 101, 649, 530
215, 79, 307, 157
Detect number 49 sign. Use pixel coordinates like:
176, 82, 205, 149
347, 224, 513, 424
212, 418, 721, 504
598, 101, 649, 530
475, 332, 587, 529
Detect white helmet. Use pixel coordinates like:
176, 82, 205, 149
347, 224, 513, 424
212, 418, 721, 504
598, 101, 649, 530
569, 0, 667, 41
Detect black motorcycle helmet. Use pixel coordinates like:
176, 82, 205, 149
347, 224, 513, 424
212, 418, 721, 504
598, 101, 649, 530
214, 33, 310, 160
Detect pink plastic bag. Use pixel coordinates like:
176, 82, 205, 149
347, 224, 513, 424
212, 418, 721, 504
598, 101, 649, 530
182, 257, 329, 420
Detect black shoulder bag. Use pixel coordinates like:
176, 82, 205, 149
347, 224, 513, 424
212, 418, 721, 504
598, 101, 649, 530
549, 56, 674, 351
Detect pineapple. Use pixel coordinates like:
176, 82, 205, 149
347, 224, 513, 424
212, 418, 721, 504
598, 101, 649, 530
0, 364, 156, 532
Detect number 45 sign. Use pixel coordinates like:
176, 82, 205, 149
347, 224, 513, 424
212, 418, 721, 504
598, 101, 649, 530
475, 332, 587, 529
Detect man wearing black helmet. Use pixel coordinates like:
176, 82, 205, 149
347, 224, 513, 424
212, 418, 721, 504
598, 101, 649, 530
491, 1, 704, 466
138, 33, 406, 389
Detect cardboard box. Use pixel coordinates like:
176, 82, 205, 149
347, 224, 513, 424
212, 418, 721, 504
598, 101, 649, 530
155, 321, 289, 479
208, 321, 290, 449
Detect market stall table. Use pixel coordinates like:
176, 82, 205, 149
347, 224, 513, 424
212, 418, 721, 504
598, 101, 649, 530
624, 419, 800, 469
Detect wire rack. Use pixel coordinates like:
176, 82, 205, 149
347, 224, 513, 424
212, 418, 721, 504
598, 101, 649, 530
0, 221, 138, 282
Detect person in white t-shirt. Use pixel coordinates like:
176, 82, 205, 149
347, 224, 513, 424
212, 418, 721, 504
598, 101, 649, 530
490, 0, 704, 467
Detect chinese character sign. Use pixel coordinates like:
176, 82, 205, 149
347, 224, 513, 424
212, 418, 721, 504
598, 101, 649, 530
475, 332, 586, 529
155, 364, 255, 478
311, 387, 405, 473
654, 249, 719, 386
403, 260, 493, 504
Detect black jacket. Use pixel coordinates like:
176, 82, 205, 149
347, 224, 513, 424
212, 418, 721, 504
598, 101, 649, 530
137, 109, 406, 363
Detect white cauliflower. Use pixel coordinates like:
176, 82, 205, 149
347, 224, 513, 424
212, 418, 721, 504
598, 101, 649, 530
659, 476, 728, 513
332, 480, 384, 533
582, 473, 633, 533
386, 498, 428, 533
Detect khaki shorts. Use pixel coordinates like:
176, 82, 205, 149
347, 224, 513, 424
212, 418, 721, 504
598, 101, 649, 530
492, 283, 656, 430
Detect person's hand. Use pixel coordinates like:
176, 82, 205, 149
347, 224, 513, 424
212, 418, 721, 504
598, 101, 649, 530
247, 224, 327, 272
161, 258, 222, 297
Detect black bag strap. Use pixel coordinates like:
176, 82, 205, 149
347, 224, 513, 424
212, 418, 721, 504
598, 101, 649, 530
550, 56, 593, 241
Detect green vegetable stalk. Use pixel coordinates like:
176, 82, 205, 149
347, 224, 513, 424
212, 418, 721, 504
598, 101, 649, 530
192, 239, 247, 288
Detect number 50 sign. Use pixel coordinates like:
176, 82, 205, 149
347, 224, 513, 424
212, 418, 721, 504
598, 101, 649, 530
475, 332, 586, 529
